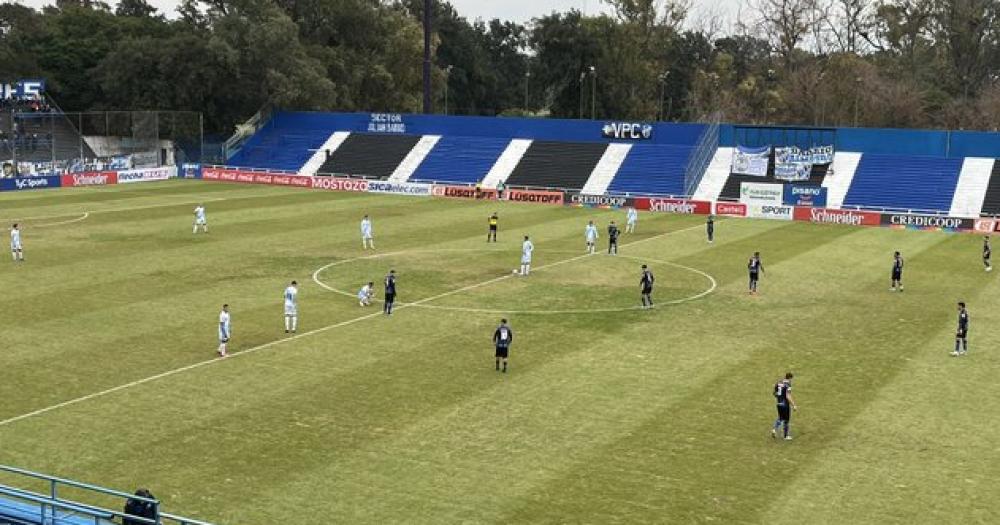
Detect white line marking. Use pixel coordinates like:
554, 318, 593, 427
32, 212, 89, 228
0, 222, 708, 427
313, 251, 716, 314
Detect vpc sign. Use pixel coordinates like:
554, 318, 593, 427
602, 122, 653, 140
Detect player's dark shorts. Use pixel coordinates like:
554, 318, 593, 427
957, 328, 968, 339
749, 271, 759, 282
892, 270, 902, 281
385, 292, 396, 303
495, 346, 509, 358
642, 286, 652, 295
489, 225, 497, 231
776, 404, 791, 422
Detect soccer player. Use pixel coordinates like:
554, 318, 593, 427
640, 264, 655, 309
10, 223, 23, 262
358, 281, 374, 307
748, 252, 764, 294
193, 204, 207, 234
706, 215, 715, 243
952, 302, 969, 356
360, 215, 374, 250
771, 372, 797, 440
891, 251, 904, 292
493, 318, 513, 373
217, 304, 231, 358
383, 270, 397, 315
984, 236, 992, 272
520, 235, 534, 275
283, 280, 298, 333
488, 212, 499, 242
585, 220, 599, 254
625, 206, 638, 233
608, 221, 620, 255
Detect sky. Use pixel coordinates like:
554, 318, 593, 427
13, 0, 742, 27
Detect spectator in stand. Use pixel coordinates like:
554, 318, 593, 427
123, 488, 157, 525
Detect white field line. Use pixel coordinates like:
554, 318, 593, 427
23, 212, 90, 228
0, 222, 708, 427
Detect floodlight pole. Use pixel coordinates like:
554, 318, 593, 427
422, 0, 432, 114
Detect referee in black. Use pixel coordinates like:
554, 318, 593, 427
608, 220, 620, 255
493, 318, 513, 372
640, 264, 655, 309
383, 269, 397, 315
706, 215, 715, 243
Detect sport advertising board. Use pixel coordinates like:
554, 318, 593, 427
740, 182, 784, 206
747, 204, 794, 220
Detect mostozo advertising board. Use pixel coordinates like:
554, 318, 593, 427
565, 192, 632, 208
0, 175, 61, 191
784, 185, 827, 207
366, 181, 432, 196
740, 182, 784, 206
747, 204, 794, 221
793, 207, 881, 226
881, 213, 973, 230
117, 167, 175, 184
311, 176, 368, 192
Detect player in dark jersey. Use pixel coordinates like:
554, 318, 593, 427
488, 212, 499, 242
952, 302, 969, 356
984, 236, 992, 272
891, 251, 904, 292
608, 221, 620, 255
771, 372, 797, 440
706, 215, 715, 243
748, 252, 764, 294
640, 264, 655, 309
383, 269, 397, 315
493, 318, 513, 372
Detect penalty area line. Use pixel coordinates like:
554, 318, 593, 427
0, 221, 703, 428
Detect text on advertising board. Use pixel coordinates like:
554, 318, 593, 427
367, 181, 432, 195
505, 189, 564, 205
61, 171, 117, 187
714, 202, 747, 216
747, 204, 793, 220
793, 207, 880, 226
647, 198, 711, 214
601, 122, 653, 140
1, 175, 61, 191
566, 192, 630, 208
740, 182, 784, 205
431, 185, 498, 199
311, 177, 368, 192
881, 214, 972, 229
973, 219, 997, 233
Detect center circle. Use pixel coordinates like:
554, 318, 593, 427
311, 248, 716, 315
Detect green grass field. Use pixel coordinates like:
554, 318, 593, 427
1, 180, 998, 524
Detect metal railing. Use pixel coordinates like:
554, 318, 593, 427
223, 105, 272, 161
0, 465, 213, 525
683, 112, 722, 198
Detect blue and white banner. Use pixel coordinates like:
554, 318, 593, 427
0, 79, 45, 100
731, 145, 770, 176
180, 163, 202, 179
774, 145, 834, 181
784, 185, 828, 207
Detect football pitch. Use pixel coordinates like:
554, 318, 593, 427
1, 180, 998, 524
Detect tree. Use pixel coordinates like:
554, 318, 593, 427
115, 0, 158, 17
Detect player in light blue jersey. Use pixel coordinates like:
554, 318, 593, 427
358, 281, 374, 306
360, 215, 374, 250
585, 221, 599, 254
284, 280, 298, 333
625, 206, 638, 233
10, 223, 23, 262
193, 204, 208, 234
519, 235, 534, 276
218, 304, 231, 358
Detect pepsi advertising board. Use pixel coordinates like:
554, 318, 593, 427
784, 185, 827, 207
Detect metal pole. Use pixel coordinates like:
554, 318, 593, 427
658, 80, 664, 121
853, 77, 861, 127
524, 71, 530, 110
422, 0, 432, 114
78, 113, 84, 163
579, 73, 585, 119
199, 113, 204, 163
667, 97, 673, 123
154, 111, 160, 166
50, 113, 55, 167
590, 69, 596, 120
444, 78, 449, 115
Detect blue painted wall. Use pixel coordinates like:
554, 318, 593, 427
267, 111, 707, 146
720, 124, 1000, 158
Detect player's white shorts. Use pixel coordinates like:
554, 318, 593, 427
10, 241, 21, 251
195, 218, 207, 225
627, 219, 636, 225
362, 233, 373, 240
586, 237, 597, 244
284, 304, 297, 316
521, 255, 532, 264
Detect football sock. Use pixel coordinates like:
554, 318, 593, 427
502, 361, 507, 372
955, 340, 961, 352
291, 317, 297, 331
783, 422, 790, 437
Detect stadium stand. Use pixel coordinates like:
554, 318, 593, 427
607, 144, 695, 196
316, 133, 421, 179
979, 160, 1000, 216
504, 141, 608, 190
409, 135, 510, 184
949, 157, 994, 218
843, 154, 963, 212
718, 155, 830, 201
